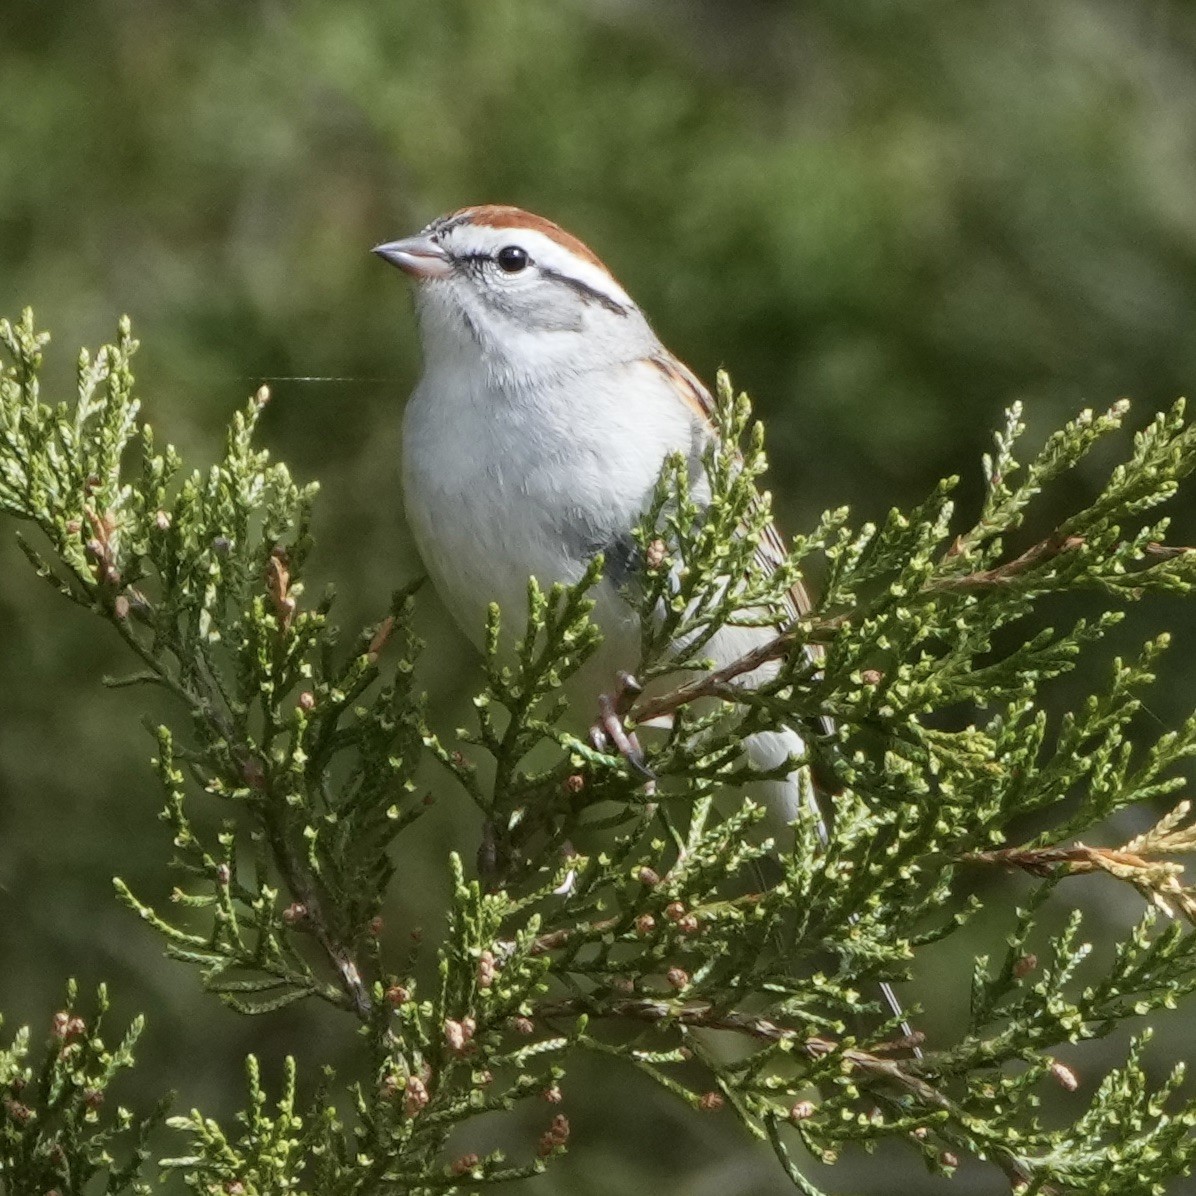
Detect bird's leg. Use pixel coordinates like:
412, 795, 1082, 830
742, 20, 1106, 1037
590, 671, 655, 781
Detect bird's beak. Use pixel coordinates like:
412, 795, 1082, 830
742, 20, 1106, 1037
372, 235, 453, 279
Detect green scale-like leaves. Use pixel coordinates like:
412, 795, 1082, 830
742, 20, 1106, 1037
4, 311, 1196, 1192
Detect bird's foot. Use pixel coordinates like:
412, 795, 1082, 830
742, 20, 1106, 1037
589, 672, 655, 782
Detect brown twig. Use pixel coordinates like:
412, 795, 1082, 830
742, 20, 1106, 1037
630, 627, 807, 725
528, 916, 619, 956
932, 533, 1085, 591
541, 996, 1049, 1191
630, 532, 1194, 728
1144, 541, 1196, 561
962, 843, 1151, 877
262, 800, 372, 1018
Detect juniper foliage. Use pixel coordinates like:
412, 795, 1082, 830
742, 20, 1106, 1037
3, 309, 1196, 1193
0, 982, 164, 1195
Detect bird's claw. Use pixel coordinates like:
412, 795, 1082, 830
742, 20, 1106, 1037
589, 673, 655, 782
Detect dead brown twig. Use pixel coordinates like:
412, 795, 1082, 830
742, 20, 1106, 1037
962, 843, 1152, 877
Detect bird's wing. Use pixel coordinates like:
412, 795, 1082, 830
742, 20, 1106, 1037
648, 351, 818, 630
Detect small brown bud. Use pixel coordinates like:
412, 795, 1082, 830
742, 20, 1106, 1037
1012, 953, 1038, 979
265, 548, 295, 628
367, 615, 394, 662
512, 1016, 534, 1036
475, 1069, 494, 1086
241, 757, 266, 790
1050, 1060, 1078, 1092
52, 1012, 85, 1042
477, 950, 497, 989
281, 902, 308, 926
939, 1151, 959, 1169
368, 915, 384, 937
83, 1088, 103, 1111
541, 1084, 563, 1104
215, 863, 231, 885
297, 691, 315, 711
664, 901, 686, 922
634, 913, 656, 936
65, 518, 82, 535
112, 594, 130, 620
611, 975, 635, 995
645, 538, 667, 570
154, 510, 172, 531
698, 1091, 724, 1112
449, 1153, 480, 1177
666, 967, 689, 990
403, 1075, 429, 1117
444, 1017, 476, 1054
860, 668, 883, 686
636, 867, 660, 886
385, 984, 410, 1007
561, 772, 585, 796
676, 914, 699, 934
537, 1113, 570, 1157
789, 1100, 815, 1123
678, 1046, 693, 1061
4, 1099, 31, 1124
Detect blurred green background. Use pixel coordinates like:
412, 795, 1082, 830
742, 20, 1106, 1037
3, 1, 1196, 1192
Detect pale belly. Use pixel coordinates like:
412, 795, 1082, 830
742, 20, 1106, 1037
402, 412, 648, 696
400, 371, 808, 831
415, 503, 643, 689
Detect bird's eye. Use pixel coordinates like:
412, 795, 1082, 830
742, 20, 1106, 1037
495, 245, 530, 273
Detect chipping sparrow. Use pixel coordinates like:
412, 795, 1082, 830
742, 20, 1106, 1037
375, 205, 913, 1043
374, 204, 814, 827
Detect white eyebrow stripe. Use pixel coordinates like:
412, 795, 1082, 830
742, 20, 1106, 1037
447, 225, 637, 312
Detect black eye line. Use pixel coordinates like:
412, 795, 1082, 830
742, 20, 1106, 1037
538, 267, 630, 316
454, 250, 532, 269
